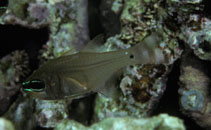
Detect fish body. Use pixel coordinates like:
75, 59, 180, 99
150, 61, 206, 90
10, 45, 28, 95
22, 33, 166, 100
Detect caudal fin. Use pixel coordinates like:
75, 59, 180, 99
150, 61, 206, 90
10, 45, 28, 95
131, 33, 168, 65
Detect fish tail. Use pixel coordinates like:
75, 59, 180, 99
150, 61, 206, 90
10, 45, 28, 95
131, 33, 167, 64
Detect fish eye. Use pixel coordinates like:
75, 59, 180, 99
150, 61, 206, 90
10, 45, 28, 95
130, 54, 134, 59
22, 79, 45, 92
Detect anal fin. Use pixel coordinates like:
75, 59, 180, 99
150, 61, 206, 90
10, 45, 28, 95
95, 71, 122, 100
65, 77, 88, 90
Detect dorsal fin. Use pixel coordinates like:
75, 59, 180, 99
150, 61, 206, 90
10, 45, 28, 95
81, 34, 105, 52
60, 47, 77, 56
60, 34, 105, 56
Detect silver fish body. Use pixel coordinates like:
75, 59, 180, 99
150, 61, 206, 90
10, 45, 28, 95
22, 33, 166, 100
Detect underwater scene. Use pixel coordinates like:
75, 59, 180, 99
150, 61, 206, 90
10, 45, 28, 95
0, 0, 210, 130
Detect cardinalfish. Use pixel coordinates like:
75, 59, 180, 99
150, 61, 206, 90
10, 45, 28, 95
21, 33, 167, 100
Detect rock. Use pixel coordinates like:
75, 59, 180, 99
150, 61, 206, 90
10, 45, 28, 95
0, 118, 15, 130
179, 51, 211, 128
1, 0, 210, 129
1, 0, 89, 53
180, 15, 211, 60
3, 95, 36, 130
0, 51, 29, 115
55, 114, 185, 130
3, 94, 70, 130
35, 99, 69, 128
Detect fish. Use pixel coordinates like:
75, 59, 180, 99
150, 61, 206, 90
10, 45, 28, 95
21, 33, 167, 100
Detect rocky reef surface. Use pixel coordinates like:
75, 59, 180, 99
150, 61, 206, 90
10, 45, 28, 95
0, 0, 210, 129
55, 114, 185, 130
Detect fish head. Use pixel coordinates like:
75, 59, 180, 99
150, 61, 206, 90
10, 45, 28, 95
21, 78, 48, 99
21, 64, 59, 100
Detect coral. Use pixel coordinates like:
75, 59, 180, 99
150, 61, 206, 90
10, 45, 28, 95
180, 89, 204, 111
55, 114, 185, 130
38, 44, 55, 65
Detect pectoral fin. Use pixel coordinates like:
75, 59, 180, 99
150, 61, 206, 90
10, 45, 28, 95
95, 72, 121, 100
65, 77, 87, 90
